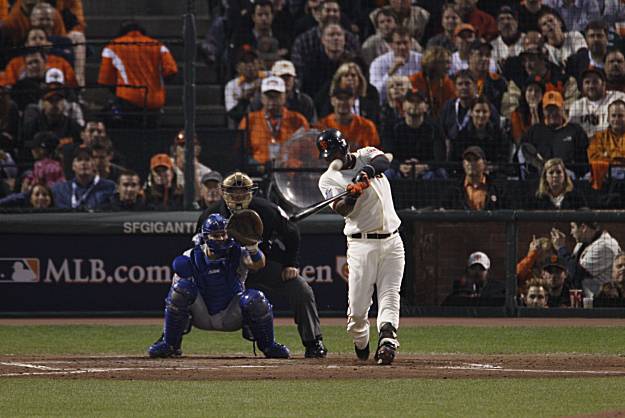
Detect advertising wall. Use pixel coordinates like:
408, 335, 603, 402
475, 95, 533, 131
0, 213, 348, 313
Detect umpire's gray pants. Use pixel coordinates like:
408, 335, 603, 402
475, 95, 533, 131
247, 259, 322, 344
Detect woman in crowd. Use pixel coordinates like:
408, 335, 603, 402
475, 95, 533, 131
532, 158, 587, 209
409, 46, 456, 117
510, 80, 544, 143
315, 62, 380, 124
0, 182, 54, 209
380, 75, 411, 146
450, 96, 509, 164
426, 3, 461, 52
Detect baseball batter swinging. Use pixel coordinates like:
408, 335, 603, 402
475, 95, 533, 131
316, 129, 405, 365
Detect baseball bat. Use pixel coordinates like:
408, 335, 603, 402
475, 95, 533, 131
289, 190, 350, 222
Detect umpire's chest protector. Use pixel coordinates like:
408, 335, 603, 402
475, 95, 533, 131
191, 246, 245, 315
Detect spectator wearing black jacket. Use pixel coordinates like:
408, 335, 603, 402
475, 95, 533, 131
531, 158, 587, 209
228, 0, 292, 69
384, 91, 446, 180
522, 91, 589, 178
449, 96, 509, 165
106, 170, 147, 211
443, 146, 505, 210
299, 20, 360, 100
565, 20, 609, 83
440, 70, 500, 147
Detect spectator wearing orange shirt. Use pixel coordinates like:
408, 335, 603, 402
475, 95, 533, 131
239, 76, 309, 166
1, 0, 66, 49
454, 0, 498, 42
29, 2, 85, 86
409, 46, 456, 118
3, 34, 77, 88
587, 99, 625, 189
315, 86, 380, 150
98, 20, 178, 127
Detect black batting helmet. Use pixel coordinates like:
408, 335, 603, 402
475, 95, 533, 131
316, 129, 348, 160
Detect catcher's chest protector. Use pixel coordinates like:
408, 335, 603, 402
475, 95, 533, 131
191, 246, 244, 315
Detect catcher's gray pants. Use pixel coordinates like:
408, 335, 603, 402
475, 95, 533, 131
247, 259, 321, 344
190, 292, 243, 332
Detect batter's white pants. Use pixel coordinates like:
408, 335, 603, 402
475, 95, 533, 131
346, 233, 405, 349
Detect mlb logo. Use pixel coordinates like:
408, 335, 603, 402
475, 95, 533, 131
335, 256, 349, 283
0, 258, 40, 283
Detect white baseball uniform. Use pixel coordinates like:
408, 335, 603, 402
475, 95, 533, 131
318, 147, 405, 350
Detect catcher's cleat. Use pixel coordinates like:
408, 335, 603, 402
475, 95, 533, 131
148, 340, 182, 358
304, 338, 328, 358
262, 342, 291, 359
374, 342, 397, 365
354, 343, 370, 361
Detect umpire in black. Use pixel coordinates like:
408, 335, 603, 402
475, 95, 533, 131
196, 171, 327, 358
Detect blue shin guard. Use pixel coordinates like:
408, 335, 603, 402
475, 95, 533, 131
239, 289, 290, 359
149, 279, 197, 358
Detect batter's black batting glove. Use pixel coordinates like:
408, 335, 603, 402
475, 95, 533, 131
353, 165, 375, 183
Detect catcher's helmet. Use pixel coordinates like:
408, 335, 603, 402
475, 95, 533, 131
201, 213, 234, 257
221, 171, 258, 213
316, 129, 348, 160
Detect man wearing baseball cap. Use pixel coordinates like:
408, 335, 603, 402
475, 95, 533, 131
467, 40, 506, 110
266, 59, 316, 122
541, 254, 571, 307
51, 146, 116, 210
239, 75, 309, 166
144, 153, 183, 210
523, 90, 589, 177
568, 67, 625, 139
443, 145, 503, 210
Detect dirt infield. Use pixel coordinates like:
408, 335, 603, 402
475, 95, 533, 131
2, 317, 625, 381
2, 353, 625, 381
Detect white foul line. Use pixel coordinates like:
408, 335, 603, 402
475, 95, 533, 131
0, 362, 64, 371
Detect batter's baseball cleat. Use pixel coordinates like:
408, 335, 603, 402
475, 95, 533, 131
148, 340, 182, 358
262, 342, 291, 359
354, 343, 370, 361
304, 338, 328, 358
374, 342, 397, 365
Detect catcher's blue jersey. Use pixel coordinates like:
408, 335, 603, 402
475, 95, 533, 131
186, 244, 247, 315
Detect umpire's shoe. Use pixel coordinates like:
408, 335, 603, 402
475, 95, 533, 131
148, 336, 182, 358
304, 338, 328, 358
262, 342, 291, 359
374, 323, 399, 365
354, 343, 370, 361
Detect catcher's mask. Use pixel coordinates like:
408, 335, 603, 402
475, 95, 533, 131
222, 171, 257, 213
201, 214, 234, 257
316, 129, 348, 161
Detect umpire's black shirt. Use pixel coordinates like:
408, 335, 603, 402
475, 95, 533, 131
196, 197, 301, 268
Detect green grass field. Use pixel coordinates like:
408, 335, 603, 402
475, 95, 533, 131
2, 324, 625, 417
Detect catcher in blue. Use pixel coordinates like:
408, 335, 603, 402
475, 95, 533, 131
148, 213, 290, 359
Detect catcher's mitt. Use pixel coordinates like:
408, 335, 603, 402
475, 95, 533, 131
227, 209, 264, 246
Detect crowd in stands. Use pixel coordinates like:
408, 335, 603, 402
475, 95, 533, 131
3, 0, 625, 213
